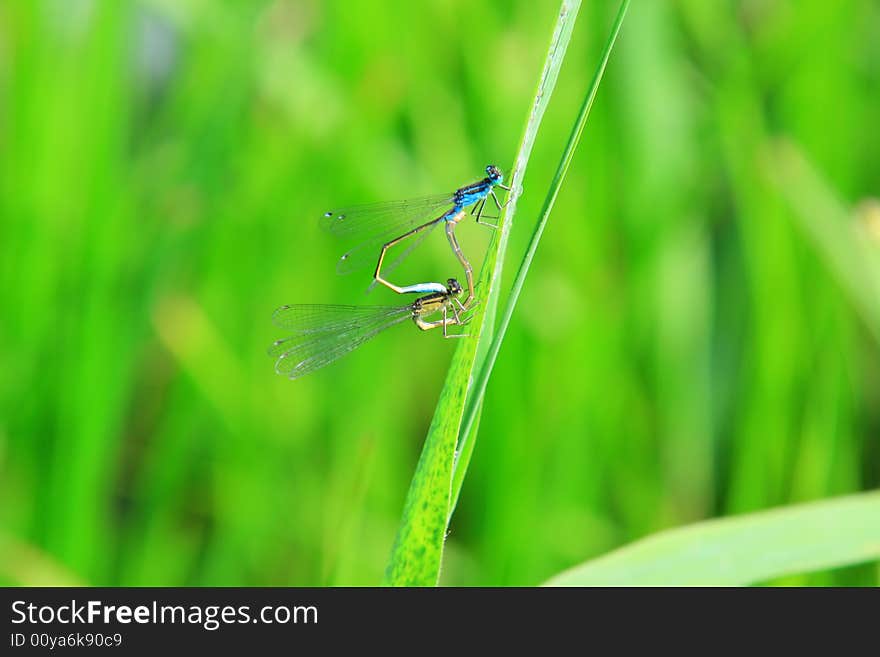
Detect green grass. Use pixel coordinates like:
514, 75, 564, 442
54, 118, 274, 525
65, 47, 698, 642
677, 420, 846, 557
0, 0, 878, 587
384, 0, 605, 586
451, 0, 630, 516
545, 490, 880, 586
764, 140, 880, 342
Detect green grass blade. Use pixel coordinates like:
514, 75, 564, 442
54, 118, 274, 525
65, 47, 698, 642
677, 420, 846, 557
763, 139, 880, 343
451, 0, 630, 515
0, 534, 82, 586
383, 0, 584, 586
544, 490, 880, 586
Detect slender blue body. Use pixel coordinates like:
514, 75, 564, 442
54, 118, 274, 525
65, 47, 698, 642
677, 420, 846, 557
391, 165, 505, 300
322, 164, 508, 302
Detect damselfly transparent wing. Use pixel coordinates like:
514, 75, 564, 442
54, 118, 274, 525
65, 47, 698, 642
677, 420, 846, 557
320, 193, 452, 238
337, 218, 441, 279
268, 304, 413, 380
271, 303, 403, 333
322, 194, 454, 276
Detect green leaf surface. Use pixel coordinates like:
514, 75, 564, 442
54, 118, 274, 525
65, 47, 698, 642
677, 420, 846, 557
0, 534, 81, 586
544, 490, 880, 586
452, 0, 630, 513
381, 329, 481, 586
383, 0, 584, 586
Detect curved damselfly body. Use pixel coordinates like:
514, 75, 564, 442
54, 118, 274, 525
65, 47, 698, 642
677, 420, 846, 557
269, 278, 469, 380
321, 164, 510, 306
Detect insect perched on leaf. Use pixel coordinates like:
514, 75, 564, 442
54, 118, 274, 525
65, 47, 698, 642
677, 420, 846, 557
320, 165, 510, 307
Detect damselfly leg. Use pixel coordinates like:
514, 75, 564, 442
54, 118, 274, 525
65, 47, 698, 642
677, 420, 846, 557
443, 213, 475, 308
414, 306, 468, 338
373, 217, 444, 294
471, 183, 512, 227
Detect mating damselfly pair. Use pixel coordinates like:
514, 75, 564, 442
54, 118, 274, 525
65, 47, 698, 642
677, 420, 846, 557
269, 165, 510, 380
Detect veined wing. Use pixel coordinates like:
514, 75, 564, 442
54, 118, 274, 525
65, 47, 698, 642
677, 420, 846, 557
320, 193, 453, 238
337, 218, 441, 277
268, 304, 413, 379
271, 303, 407, 334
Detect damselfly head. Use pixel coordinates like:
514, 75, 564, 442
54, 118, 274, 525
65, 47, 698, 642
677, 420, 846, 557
486, 164, 503, 184
446, 278, 463, 296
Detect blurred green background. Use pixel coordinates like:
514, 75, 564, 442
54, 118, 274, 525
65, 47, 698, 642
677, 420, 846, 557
1, 0, 879, 586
